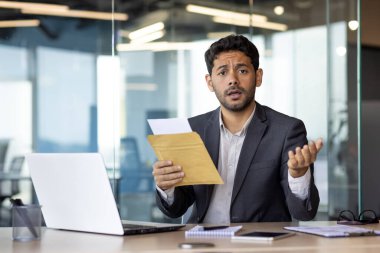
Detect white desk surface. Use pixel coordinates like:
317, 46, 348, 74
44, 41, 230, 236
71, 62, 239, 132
2, 221, 380, 253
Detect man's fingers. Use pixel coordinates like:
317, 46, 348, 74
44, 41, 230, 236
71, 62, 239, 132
155, 171, 185, 190
308, 138, 324, 154
152, 160, 185, 190
295, 147, 305, 166
309, 138, 324, 162
288, 138, 324, 173
153, 165, 182, 176
154, 171, 184, 182
157, 178, 183, 189
153, 166, 183, 184
315, 138, 324, 151
301, 145, 311, 165
153, 160, 172, 170
289, 146, 311, 169
288, 150, 298, 168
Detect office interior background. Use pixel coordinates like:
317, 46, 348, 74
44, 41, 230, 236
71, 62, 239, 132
0, 0, 379, 226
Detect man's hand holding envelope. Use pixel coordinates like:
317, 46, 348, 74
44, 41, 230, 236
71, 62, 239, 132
148, 132, 223, 190
152, 160, 183, 190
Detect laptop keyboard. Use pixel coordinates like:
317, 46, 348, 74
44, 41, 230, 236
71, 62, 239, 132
122, 222, 185, 235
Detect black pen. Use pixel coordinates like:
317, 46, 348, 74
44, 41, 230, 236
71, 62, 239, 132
203, 225, 229, 231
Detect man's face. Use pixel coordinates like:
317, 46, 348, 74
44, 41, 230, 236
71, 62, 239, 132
206, 50, 263, 113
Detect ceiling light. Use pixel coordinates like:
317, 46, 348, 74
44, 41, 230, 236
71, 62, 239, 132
0, 1, 68, 11
213, 17, 287, 31
0, 1, 127, 21
0, 19, 40, 28
348, 20, 359, 31
186, 4, 267, 23
336, 46, 347, 56
21, 8, 128, 21
126, 83, 157, 91
130, 30, 165, 44
128, 22, 165, 40
207, 32, 234, 39
117, 42, 194, 52
274, 6, 285, 15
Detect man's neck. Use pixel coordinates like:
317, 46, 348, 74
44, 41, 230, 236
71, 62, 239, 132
221, 102, 256, 134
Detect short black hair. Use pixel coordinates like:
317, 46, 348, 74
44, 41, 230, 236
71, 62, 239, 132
204, 34, 260, 74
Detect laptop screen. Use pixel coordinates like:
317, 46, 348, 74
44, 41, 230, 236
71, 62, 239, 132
27, 153, 125, 235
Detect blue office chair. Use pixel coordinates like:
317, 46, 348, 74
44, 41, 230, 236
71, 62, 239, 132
0, 156, 25, 225
119, 137, 153, 193
0, 156, 24, 202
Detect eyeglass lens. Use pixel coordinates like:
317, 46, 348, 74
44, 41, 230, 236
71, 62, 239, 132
358, 210, 377, 222
339, 210, 355, 221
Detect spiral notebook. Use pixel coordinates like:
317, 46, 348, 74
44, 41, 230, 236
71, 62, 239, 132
185, 225, 242, 237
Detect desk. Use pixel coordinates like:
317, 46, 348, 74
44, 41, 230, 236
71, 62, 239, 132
1, 221, 380, 253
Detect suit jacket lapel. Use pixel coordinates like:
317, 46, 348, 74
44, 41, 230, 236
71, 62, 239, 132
199, 108, 220, 219
203, 110, 220, 168
231, 103, 268, 204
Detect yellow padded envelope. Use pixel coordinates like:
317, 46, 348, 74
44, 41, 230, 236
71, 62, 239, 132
147, 132, 223, 186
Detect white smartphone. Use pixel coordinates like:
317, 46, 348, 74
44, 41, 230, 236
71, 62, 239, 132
232, 231, 295, 241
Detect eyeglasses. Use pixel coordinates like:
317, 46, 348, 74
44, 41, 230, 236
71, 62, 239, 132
337, 210, 379, 225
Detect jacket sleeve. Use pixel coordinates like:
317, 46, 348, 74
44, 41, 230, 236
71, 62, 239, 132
155, 185, 196, 219
280, 119, 320, 221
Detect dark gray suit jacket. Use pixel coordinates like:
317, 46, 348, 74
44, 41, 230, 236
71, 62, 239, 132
156, 102, 319, 223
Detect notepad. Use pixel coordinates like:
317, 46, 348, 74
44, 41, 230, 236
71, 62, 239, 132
284, 225, 380, 238
185, 225, 242, 237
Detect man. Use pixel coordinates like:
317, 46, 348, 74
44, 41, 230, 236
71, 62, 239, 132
152, 34, 323, 224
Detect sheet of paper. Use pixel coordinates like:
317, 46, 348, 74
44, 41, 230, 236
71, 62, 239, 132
147, 118, 192, 135
284, 225, 378, 237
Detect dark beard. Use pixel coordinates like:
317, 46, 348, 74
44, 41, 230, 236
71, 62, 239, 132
216, 86, 255, 112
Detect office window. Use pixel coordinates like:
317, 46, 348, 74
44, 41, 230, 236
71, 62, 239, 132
0, 0, 364, 226
36, 47, 96, 152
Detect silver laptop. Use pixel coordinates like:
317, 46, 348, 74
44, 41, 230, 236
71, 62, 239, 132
26, 153, 184, 235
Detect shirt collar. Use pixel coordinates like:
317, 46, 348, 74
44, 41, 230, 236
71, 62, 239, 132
219, 104, 256, 137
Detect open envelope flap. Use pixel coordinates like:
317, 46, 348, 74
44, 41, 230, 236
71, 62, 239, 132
147, 132, 223, 186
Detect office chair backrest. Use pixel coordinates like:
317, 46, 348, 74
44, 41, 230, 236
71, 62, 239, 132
120, 137, 141, 171
0, 140, 9, 172
9, 156, 24, 195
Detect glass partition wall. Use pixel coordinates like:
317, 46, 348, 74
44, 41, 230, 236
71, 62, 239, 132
0, 0, 360, 226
